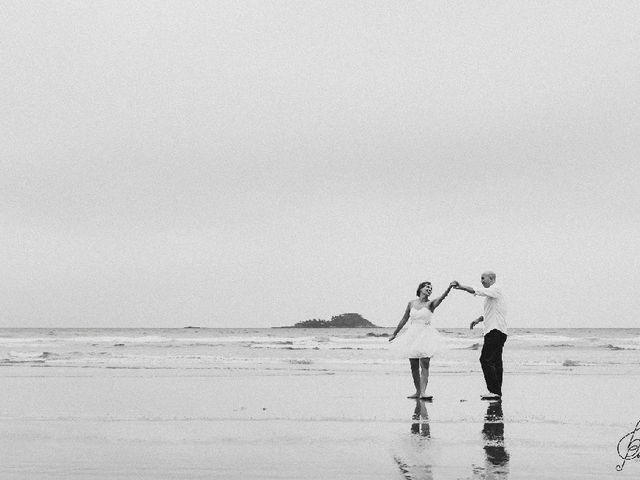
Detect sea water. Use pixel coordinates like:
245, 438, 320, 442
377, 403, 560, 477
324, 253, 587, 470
1, 327, 638, 480
1, 327, 638, 376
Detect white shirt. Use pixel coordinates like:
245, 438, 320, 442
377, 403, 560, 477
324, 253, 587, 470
474, 283, 508, 336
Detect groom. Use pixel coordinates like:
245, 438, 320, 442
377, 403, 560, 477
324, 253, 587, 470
453, 272, 507, 400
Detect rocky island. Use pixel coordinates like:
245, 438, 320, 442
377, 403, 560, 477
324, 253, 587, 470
288, 313, 378, 328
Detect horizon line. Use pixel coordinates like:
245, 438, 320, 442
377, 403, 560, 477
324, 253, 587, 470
0, 325, 636, 330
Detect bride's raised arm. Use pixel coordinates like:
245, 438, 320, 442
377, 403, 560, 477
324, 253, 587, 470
428, 282, 456, 312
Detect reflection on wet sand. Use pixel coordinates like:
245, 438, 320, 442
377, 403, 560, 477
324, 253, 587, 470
411, 398, 431, 438
394, 400, 433, 480
394, 400, 510, 479
481, 400, 510, 478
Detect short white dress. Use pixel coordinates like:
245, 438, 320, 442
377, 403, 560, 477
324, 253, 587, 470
389, 305, 443, 358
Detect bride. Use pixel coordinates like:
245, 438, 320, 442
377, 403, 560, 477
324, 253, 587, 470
389, 281, 454, 399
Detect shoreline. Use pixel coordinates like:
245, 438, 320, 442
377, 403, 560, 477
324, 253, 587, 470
1, 365, 639, 478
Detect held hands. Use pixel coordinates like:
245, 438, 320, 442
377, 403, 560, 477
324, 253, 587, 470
445, 281, 479, 329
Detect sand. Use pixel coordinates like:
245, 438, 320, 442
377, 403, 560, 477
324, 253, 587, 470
0, 365, 639, 479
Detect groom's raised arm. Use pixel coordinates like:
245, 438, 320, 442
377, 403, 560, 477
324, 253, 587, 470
453, 282, 476, 295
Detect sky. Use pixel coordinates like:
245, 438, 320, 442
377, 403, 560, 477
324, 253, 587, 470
1, 1, 639, 328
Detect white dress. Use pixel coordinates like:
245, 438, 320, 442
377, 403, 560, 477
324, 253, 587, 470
390, 305, 443, 358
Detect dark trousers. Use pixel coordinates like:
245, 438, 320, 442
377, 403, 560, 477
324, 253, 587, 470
480, 329, 507, 396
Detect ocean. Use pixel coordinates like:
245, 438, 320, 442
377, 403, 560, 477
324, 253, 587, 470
2, 327, 638, 376
2, 327, 639, 479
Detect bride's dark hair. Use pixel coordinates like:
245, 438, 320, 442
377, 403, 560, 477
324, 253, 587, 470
416, 281, 432, 297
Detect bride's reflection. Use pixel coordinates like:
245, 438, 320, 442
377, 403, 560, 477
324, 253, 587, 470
411, 398, 431, 438
482, 400, 510, 478
395, 399, 433, 480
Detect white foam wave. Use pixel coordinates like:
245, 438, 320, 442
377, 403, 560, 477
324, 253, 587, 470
508, 334, 581, 345
2, 331, 633, 349
0, 335, 278, 346
0, 335, 175, 346
603, 342, 640, 351
2, 351, 53, 363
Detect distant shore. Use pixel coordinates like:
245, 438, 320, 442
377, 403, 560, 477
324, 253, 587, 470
280, 313, 378, 328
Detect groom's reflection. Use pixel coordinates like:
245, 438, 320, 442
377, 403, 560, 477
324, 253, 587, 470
482, 400, 510, 478
395, 400, 433, 480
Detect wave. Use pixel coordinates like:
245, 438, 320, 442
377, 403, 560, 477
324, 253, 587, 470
1, 351, 56, 364
288, 359, 313, 365
562, 359, 582, 367
0, 335, 312, 347
1, 349, 634, 375
0, 335, 175, 346
603, 343, 640, 351
250, 343, 384, 351
0, 349, 465, 369
508, 334, 581, 345
2, 330, 637, 347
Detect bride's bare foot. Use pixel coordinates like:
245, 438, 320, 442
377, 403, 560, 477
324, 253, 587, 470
407, 392, 420, 399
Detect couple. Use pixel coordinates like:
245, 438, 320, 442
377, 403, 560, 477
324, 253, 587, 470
389, 271, 507, 401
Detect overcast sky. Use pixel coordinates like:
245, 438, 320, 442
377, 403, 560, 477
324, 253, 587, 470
2, 1, 639, 328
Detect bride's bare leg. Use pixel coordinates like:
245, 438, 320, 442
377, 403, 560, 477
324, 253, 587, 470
408, 358, 420, 398
419, 357, 431, 397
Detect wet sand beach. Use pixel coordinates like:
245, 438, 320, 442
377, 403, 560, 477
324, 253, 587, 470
1, 363, 639, 479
